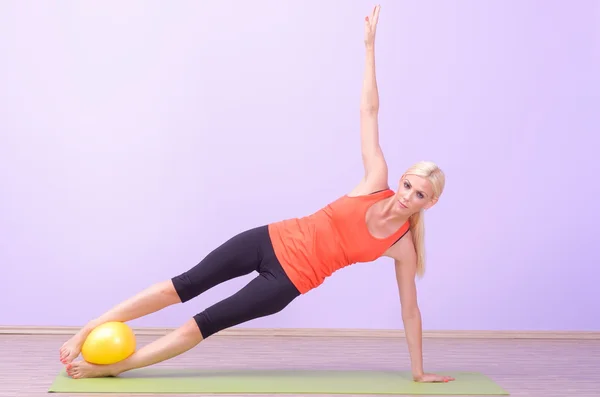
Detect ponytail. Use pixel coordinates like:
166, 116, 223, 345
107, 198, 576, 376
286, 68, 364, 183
402, 160, 446, 278
409, 209, 425, 277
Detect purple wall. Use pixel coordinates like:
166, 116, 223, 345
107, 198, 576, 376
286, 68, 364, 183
1, 1, 598, 331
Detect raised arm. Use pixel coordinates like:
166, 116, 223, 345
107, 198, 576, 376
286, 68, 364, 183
387, 236, 455, 383
351, 5, 388, 196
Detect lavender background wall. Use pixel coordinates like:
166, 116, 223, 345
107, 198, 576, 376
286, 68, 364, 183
1, 1, 598, 332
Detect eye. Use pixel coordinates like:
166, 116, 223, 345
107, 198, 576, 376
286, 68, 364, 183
417, 192, 424, 199
403, 181, 410, 189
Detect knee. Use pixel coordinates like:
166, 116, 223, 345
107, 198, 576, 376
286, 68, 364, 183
192, 311, 214, 339
182, 318, 204, 341
191, 288, 298, 340
156, 280, 182, 303
192, 306, 244, 339
170, 273, 197, 303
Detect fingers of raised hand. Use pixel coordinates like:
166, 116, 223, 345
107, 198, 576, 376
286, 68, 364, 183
365, 5, 380, 25
372, 5, 380, 23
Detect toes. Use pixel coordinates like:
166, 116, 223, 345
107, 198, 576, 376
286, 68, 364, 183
69, 364, 83, 379
66, 363, 74, 377
62, 351, 77, 365
59, 346, 72, 363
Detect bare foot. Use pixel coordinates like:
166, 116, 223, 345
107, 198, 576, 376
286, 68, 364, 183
66, 360, 120, 379
59, 333, 87, 365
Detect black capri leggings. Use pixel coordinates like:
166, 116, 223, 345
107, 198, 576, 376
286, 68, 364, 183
171, 225, 300, 339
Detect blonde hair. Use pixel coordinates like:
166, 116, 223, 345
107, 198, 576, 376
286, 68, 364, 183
403, 161, 446, 278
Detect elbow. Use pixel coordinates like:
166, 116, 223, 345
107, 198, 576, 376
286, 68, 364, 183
401, 305, 420, 320
360, 104, 379, 114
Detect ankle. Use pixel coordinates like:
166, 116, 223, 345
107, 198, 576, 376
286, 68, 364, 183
109, 365, 124, 377
110, 361, 130, 377
79, 320, 101, 337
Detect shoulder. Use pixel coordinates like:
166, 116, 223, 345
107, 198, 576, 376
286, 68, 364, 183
383, 229, 416, 264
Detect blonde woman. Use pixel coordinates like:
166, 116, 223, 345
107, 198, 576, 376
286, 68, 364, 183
60, 5, 454, 384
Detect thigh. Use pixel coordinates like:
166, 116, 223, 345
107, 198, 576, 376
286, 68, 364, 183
193, 270, 300, 338
172, 225, 268, 303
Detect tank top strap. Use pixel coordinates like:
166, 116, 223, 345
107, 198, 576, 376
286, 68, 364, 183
388, 219, 411, 243
349, 188, 395, 201
362, 188, 410, 244
367, 188, 394, 197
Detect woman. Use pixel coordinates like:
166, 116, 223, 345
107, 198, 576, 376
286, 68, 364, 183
60, 5, 454, 383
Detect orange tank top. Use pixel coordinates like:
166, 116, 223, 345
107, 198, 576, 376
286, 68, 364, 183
267, 189, 410, 294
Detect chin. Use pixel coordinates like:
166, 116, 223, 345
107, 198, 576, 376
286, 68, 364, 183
396, 200, 409, 212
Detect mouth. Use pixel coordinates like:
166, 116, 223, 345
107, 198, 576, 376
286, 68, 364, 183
398, 200, 408, 209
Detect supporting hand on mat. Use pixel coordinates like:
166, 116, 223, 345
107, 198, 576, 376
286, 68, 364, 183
413, 373, 455, 383
364, 5, 380, 48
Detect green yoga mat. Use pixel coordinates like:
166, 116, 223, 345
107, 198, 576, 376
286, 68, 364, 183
49, 368, 509, 395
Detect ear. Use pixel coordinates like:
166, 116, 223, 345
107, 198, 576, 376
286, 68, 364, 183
423, 197, 438, 210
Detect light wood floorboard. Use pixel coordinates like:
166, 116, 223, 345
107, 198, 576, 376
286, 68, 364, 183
0, 334, 598, 397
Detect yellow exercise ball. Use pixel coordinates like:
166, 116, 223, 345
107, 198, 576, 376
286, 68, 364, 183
81, 321, 136, 365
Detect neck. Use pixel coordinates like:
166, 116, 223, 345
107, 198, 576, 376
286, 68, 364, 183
379, 196, 410, 226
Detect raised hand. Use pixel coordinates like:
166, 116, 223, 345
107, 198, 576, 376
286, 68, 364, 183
414, 373, 456, 383
364, 5, 381, 48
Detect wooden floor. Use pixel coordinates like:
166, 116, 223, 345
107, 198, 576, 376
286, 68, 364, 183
1, 333, 598, 397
